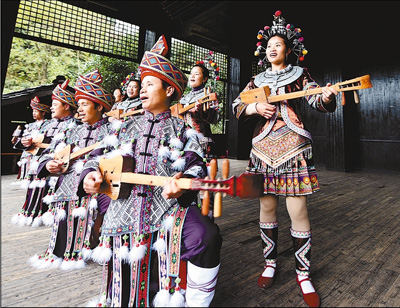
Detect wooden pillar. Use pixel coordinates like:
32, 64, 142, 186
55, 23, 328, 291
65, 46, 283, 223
227, 56, 255, 160
226, 57, 240, 159
324, 68, 346, 171
1, 0, 20, 94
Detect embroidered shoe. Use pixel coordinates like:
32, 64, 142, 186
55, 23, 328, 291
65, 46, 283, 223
257, 264, 277, 288
296, 276, 320, 307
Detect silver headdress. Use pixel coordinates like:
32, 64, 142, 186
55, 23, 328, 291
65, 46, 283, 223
121, 71, 140, 95
196, 51, 220, 93
254, 10, 308, 68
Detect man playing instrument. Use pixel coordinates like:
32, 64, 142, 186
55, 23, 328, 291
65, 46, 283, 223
79, 35, 222, 307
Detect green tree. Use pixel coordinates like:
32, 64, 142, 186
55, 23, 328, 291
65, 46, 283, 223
80, 55, 138, 94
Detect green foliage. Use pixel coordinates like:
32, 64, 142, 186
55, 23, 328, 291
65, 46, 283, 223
3, 37, 137, 95
4, 37, 226, 134
80, 55, 138, 94
4, 37, 91, 93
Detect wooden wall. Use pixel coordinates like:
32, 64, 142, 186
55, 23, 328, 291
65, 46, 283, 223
296, 60, 400, 173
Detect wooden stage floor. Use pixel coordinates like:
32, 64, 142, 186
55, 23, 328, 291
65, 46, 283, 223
1, 159, 399, 307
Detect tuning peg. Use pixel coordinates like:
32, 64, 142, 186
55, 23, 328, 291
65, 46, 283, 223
202, 159, 217, 216
201, 176, 210, 216
353, 90, 360, 104
214, 159, 229, 218
341, 92, 346, 106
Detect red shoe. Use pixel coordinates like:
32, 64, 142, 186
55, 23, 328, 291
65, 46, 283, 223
258, 265, 277, 289
296, 276, 320, 307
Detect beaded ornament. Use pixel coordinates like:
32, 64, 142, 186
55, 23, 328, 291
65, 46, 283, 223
254, 10, 308, 68
120, 71, 140, 95
196, 50, 220, 93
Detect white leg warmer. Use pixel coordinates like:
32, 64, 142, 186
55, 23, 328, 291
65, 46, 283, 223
185, 261, 220, 307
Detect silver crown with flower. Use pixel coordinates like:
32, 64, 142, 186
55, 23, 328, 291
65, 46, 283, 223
254, 10, 308, 67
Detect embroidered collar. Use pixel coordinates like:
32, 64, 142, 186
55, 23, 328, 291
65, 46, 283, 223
57, 115, 74, 122
84, 117, 108, 129
144, 109, 171, 122
265, 64, 293, 76
254, 65, 303, 90
179, 86, 205, 105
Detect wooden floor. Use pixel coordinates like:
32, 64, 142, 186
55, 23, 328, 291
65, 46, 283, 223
1, 159, 400, 307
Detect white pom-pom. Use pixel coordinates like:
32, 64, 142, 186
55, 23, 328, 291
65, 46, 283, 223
111, 119, 123, 130
91, 245, 112, 264
68, 121, 77, 129
152, 237, 167, 253
42, 194, 54, 205
119, 244, 130, 263
25, 216, 33, 226
72, 206, 87, 218
172, 158, 186, 172
48, 176, 58, 188
120, 143, 133, 156
86, 297, 100, 307
170, 137, 183, 150
30, 130, 40, 139
82, 247, 93, 261
18, 215, 27, 227
89, 198, 98, 210
50, 256, 63, 269
27, 254, 42, 267
72, 145, 81, 153
11, 213, 22, 225
57, 208, 66, 221
42, 153, 55, 161
38, 258, 54, 269
184, 128, 198, 139
170, 149, 181, 161
76, 258, 87, 269
29, 180, 38, 189
105, 149, 122, 159
29, 160, 39, 173
73, 160, 85, 174
152, 289, 171, 307
129, 244, 147, 263
38, 178, 47, 188
158, 146, 170, 160
31, 215, 42, 228
17, 161, 22, 167
53, 133, 65, 142
21, 179, 31, 189
42, 210, 54, 226
164, 215, 174, 232
54, 142, 67, 153
169, 288, 185, 307
60, 259, 75, 271
103, 135, 119, 147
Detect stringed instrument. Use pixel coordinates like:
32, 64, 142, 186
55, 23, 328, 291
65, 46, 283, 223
105, 108, 144, 120
98, 155, 264, 201
170, 87, 218, 120
53, 142, 100, 174
25, 134, 50, 155
240, 75, 372, 106
106, 88, 218, 121
11, 125, 23, 145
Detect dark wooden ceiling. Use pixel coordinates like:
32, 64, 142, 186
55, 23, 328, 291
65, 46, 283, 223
64, 0, 398, 69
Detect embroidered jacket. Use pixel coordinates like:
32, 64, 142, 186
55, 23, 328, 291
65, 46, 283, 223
179, 86, 219, 138
232, 66, 337, 172
79, 110, 207, 236
37, 117, 110, 202
14, 119, 51, 177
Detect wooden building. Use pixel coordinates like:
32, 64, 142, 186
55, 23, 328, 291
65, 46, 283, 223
2, 0, 399, 174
